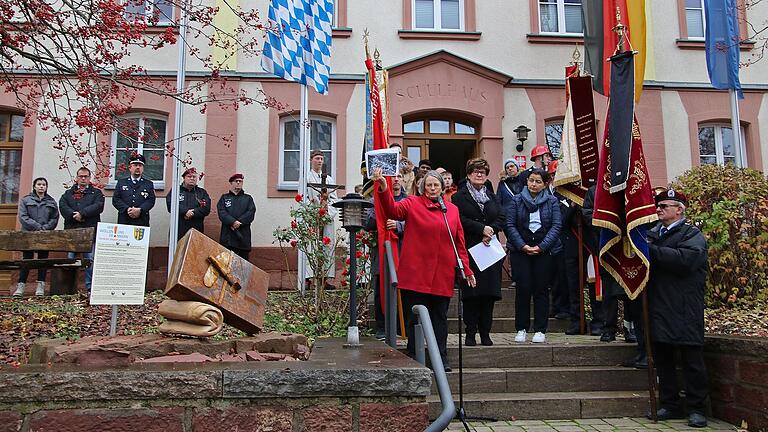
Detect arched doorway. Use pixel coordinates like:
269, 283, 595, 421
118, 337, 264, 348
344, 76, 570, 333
402, 115, 479, 180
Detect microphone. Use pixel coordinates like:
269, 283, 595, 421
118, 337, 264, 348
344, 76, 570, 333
437, 195, 447, 213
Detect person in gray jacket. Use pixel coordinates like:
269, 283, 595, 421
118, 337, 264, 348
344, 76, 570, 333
14, 177, 59, 296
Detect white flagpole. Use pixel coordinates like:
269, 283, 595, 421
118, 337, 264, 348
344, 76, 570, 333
297, 83, 309, 293
167, 0, 191, 274
729, 89, 744, 167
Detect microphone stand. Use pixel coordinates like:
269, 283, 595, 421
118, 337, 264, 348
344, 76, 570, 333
438, 197, 496, 431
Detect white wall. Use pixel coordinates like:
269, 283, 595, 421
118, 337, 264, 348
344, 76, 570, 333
660, 91, 693, 182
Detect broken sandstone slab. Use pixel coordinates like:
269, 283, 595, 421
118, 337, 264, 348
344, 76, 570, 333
28, 333, 309, 367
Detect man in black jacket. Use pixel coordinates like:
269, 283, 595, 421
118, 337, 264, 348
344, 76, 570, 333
166, 167, 211, 240
112, 154, 156, 227
647, 189, 709, 428
217, 173, 256, 260
59, 166, 104, 292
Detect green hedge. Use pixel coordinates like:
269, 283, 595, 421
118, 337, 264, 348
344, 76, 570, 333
671, 164, 768, 308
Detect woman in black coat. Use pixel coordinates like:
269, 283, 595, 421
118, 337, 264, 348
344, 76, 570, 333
452, 158, 506, 346
504, 168, 562, 344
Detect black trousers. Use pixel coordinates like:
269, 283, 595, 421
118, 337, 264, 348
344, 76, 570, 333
401, 289, 450, 368
511, 252, 553, 333
463, 296, 495, 336
603, 286, 646, 354
19, 251, 49, 283
566, 263, 605, 329
551, 251, 570, 315
372, 273, 385, 332
653, 342, 709, 414
231, 248, 250, 260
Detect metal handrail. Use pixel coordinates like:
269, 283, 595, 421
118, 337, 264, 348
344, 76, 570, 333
412, 304, 455, 432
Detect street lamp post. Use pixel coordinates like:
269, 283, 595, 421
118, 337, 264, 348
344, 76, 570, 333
332, 193, 373, 347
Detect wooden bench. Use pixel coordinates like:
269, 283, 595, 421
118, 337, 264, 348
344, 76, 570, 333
0, 228, 95, 295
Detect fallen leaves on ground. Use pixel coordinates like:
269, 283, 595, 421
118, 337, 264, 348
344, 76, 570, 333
704, 301, 768, 338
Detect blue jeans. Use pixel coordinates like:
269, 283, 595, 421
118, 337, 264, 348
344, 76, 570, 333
68, 249, 94, 291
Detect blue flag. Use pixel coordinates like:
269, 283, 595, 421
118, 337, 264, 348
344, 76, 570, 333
704, 0, 743, 98
261, 0, 334, 95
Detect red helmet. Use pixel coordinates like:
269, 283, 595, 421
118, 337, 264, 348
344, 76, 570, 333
530, 145, 551, 160
547, 160, 559, 174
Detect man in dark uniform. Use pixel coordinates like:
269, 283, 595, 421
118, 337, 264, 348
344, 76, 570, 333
647, 189, 709, 428
166, 167, 211, 240
216, 173, 256, 260
59, 166, 105, 292
112, 154, 156, 227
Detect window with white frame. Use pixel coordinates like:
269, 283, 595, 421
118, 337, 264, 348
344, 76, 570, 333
331, 0, 338, 28
413, 0, 464, 31
685, 0, 706, 39
539, 0, 583, 35
124, 0, 174, 25
111, 114, 168, 185
279, 115, 336, 188
544, 121, 563, 159
698, 124, 746, 167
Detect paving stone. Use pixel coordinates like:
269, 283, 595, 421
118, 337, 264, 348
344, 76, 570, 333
603, 418, 642, 427
490, 427, 526, 432
590, 425, 616, 431
509, 420, 548, 426
574, 419, 608, 425
553, 426, 587, 432
523, 426, 558, 432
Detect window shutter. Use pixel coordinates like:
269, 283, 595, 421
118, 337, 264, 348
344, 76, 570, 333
440, 0, 460, 30
415, 0, 435, 29
564, 4, 583, 34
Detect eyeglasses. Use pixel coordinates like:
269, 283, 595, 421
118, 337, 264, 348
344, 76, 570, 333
471, 170, 487, 176
656, 203, 679, 209
77, 175, 90, 178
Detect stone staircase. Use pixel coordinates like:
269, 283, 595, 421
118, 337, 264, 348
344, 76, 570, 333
371, 285, 651, 420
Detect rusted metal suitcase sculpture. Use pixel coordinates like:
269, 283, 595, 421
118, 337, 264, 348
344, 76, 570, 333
165, 229, 268, 334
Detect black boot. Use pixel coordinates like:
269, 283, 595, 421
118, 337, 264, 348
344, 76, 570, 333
565, 321, 580, 335
465, 333, 477, 346
480, 333, 493, 346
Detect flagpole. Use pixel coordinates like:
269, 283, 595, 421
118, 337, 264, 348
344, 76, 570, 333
729, 89, 744, 167
297, 83, 309, 293
167, 0, 191, 274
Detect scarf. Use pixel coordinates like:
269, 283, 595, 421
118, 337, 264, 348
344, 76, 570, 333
520, 187, 549, 213
466, 182, 490, 211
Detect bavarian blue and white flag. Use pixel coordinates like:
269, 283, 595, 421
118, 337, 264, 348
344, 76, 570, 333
261, 0, 334, 95
704, 0, 743, 99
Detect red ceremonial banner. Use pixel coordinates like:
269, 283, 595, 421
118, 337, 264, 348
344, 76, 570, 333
593, 114, 657, 299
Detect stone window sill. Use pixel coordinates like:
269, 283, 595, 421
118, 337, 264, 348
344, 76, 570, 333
398, 30, 481, 41
676, 38, 755, 51
332, 27, 352, 38
527, 33, 584, 44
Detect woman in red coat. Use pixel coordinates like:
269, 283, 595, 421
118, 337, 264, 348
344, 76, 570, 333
372, 167, 476, 372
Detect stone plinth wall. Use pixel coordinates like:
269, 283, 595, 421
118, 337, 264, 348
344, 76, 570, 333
0, 338, 432, 432
705, 335, 768, 431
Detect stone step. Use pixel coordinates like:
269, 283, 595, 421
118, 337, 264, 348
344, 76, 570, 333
427, 390, 648, 420
368, 317, 572, 334
367, 300, 516, 319
444, 342, 637, 368
430, 366, 648, 394
447, 317, 570, 333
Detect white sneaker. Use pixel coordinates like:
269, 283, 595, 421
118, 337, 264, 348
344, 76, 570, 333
532, 332, 546, 343
35, 281, 45, 296
514, 330, 527, 343
12, 282, 25, 297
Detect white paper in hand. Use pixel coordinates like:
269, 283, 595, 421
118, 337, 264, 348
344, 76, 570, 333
468, 235, 506, 272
